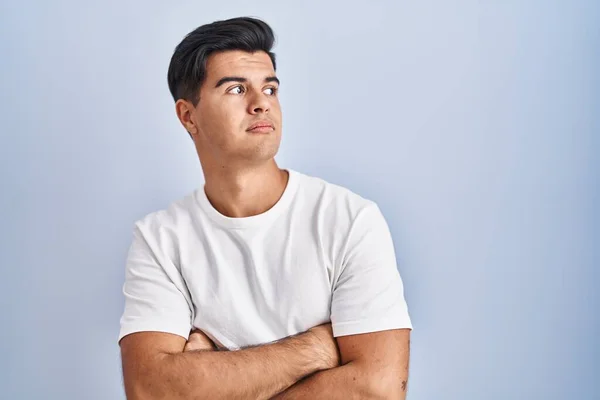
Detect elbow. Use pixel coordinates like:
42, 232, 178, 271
123, 378, 152, 400
126, 376, 187, 400
124, 377, 171, 400
123, 354, 194, 400
124, 384, 151, 400
367, 374, 406, 400
348, 361, 405, 399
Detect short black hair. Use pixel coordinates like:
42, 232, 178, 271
167, 17, 277, 106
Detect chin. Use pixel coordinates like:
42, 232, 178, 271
242, 143, 280, 162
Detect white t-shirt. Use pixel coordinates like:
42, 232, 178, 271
118, 169, 412, 350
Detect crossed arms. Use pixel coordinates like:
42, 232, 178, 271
120, 324, 410, 399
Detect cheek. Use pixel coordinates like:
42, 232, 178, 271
270, 100, 282, 119
198, 102, 229, 128
198, 102, 247, 141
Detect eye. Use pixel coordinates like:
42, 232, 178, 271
227, 85, 245, 95
264, 87, 278, 96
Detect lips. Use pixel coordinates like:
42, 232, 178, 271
247, 121, 274, 132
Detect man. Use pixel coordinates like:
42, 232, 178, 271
118, 16, 412, 399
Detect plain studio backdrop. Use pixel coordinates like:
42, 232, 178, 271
1, 1, 598, 399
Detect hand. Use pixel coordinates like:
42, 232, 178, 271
308, 323, 341, 370
183, 329, 217, 352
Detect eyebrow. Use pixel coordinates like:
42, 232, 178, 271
214, 76, 280, 88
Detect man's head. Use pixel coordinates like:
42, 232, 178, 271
168, 17, 282, 168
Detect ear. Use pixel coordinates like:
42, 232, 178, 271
175, 99, 198, 137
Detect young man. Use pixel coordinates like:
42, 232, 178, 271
118, 17, 412, 399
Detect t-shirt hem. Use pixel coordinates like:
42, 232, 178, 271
332, 316, 413, 337
118, 318, 191, 344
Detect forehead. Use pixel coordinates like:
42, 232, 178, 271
204, 50, 275, 81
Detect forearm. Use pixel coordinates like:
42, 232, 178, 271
133, 332, 325, 400
271, 361, 407, 400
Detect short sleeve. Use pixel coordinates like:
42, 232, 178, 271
331, 203, 412, 337
118, 221, 193, 343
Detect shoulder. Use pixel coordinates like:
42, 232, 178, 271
292, 169, 380, 222
130, 188, 202, 250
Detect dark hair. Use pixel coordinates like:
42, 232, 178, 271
167, 17, 277, 106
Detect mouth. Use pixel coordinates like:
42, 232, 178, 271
247, 121, 274, 133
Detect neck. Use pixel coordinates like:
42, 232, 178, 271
201, 160, 289, 218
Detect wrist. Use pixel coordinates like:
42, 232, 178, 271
282, 330, 326, 375
302, 329, 330, 371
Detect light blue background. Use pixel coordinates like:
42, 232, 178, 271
1, 1, 598, 399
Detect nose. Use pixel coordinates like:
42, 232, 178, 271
247, 90, 270, 115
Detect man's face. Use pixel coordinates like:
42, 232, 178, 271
186, 50, 282, 165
